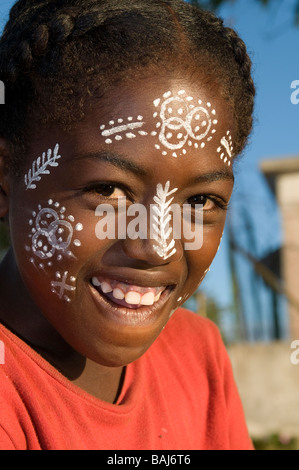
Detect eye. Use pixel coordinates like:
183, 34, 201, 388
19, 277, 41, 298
187, 195, 217, 211
85, 183, 127, 200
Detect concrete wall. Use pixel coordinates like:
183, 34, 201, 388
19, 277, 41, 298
228, 341, 299, 439
277, 173, 299, 339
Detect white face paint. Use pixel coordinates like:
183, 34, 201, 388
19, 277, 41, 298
152, 181, 178, 260
51, 271, 76, 303
217, 131, 234, 166
25, 200, 83, 302
176, 292, 190, 307
152, 90, 218, 158
100, 115, 147, 144
26, 199, 83, 266
99, 90, 228, 161
24, 143, 61, 190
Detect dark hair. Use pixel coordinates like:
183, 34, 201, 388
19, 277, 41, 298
0, 0, 255, 172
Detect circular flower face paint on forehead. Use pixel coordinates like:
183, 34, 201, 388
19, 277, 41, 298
99, 86, 234, 165
152, 90, 218, 158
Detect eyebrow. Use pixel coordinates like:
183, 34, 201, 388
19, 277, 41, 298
71, 150, 234, 183
193, 169, 235, 185
71, 151, 148, 177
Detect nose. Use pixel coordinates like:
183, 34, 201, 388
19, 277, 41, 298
120, 232, 183, 266
117, 198, 183, 266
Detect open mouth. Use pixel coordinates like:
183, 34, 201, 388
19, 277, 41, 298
89, 275, 175, 326
91, 276, 168, 309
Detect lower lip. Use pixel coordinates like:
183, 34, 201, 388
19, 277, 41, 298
89, 282, 173, 327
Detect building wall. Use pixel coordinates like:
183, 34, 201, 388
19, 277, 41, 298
277, 173, 299, 339
228, 341, 299, 439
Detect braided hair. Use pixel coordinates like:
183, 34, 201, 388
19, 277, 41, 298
0, 0, 255, 172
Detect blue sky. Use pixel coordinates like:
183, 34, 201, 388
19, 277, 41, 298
194, 0, 299, 340
1, 0, 298, 339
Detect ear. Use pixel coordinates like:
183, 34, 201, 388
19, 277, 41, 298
0, 138, 12, 219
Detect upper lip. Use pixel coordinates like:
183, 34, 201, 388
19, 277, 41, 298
88, 269, 178, 289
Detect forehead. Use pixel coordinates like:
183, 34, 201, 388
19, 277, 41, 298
92, 76, 235, 166
25, 75, 235, 187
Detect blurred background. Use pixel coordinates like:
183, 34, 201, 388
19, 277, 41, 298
1, 0, 299, 450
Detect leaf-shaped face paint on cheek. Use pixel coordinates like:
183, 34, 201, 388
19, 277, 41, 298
152, 181, 178, 260
24, 144, 61, 190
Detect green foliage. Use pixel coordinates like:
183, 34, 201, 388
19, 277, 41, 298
205, 295, 235, 344
253, 433, 299, 450
206, 296, 222, 325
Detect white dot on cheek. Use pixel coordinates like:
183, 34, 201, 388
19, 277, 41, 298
75, 223, 83, 232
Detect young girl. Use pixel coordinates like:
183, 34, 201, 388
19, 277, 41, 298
0, 0, 255, 450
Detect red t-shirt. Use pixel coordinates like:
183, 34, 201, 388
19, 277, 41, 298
0, 308, 253, 450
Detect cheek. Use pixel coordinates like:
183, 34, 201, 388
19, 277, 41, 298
25, 201, 84, 265
185, 224, 224, 288
11, 199, 87, 304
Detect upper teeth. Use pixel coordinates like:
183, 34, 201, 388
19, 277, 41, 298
91, 277, 163, 306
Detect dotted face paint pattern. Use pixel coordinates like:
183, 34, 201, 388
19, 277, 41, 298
25, 200, 83, 303
99, 90, 232, 161
51, 271, 76, 303
26, 200, 83, 269
217, 131, 234, 166
100, 116, 147, 144
152, 90, 218, 158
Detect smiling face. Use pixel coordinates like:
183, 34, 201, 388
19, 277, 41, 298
4, 75, 234, 367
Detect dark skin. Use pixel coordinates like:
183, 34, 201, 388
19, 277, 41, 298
0, 75, 234, 403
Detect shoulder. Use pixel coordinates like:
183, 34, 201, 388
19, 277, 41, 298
0, 324, 32, 449
163, 307, 224, 351
169, 307, 220, 332
153, 307, 228, 372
